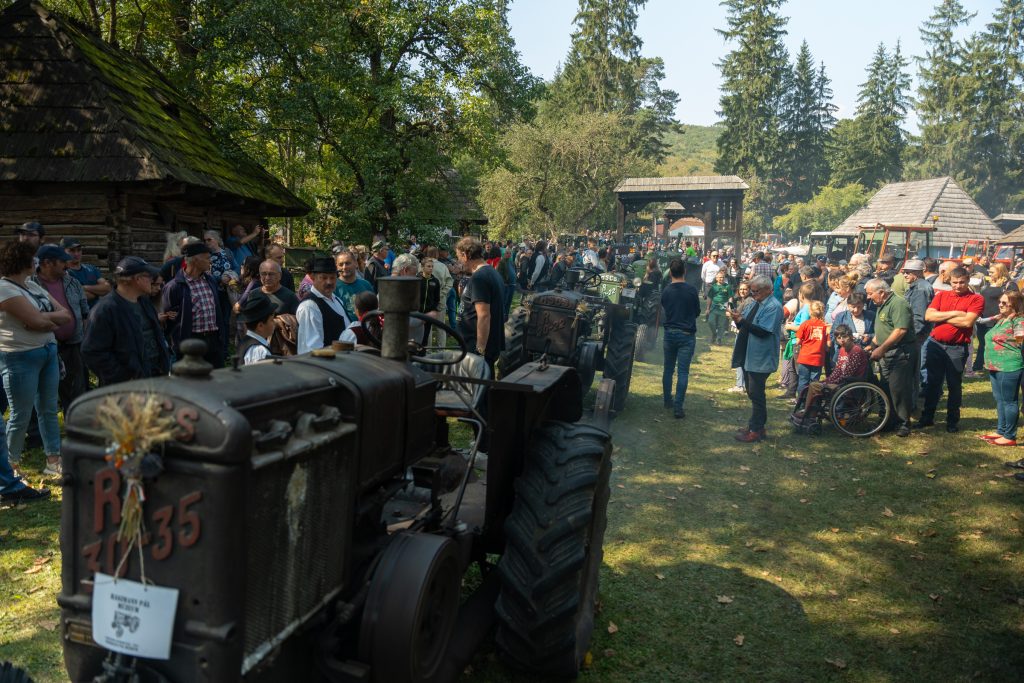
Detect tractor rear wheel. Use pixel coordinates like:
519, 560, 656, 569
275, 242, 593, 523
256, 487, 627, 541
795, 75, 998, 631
0, 663, 32, 683
603, 320, 637, 413
495, 422, 612, 678
497, 307, 527, 378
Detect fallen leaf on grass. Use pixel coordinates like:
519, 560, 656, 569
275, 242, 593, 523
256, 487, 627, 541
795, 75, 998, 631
665, 496, 677, 501
910, 553, 926, 560
889, 627, 901, 634
799, 498, 809, 504
739, 465, 751, 472
638, 429, 647, 434
653, 418, 662, 423
607, 621, 619, 634
717, 595, 734, 604
929, 593, 942, 602
882, 507, 894, 518
734, 634, 745, 646
926, 469, 937, 479
38, 619, 59, 631
583, 652, 593, 669
655, 573, 665, 580
603, 649, 616, 658
827, 589, 839, 597
856, 488, 866, 497
825, 657, 847, 670
24, 565, 46, 575
893, 535, 919, 545
922, 529, 937, 538
918, 451, 929, 456
692, 484, 703, 489
731, 504, 739, 509
830, 527, 840, 533
616, 484, 625, 489
26, 585, 44, 594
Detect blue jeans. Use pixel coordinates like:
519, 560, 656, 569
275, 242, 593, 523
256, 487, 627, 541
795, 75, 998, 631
0, 417, 26, 495
990, 369, 1022, 440
446, 288, 458, 329
797, 363, 822, 397
0, 342, 61, 462
662, 329, 696, 411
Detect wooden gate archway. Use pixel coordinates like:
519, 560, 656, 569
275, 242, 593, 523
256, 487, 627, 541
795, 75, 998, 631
614, 176, 748, 254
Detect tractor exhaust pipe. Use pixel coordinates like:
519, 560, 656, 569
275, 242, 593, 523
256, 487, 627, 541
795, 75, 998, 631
376, 276, 420, 362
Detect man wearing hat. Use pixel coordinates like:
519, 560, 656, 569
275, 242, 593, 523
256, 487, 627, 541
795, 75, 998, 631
364, 240, 389, 292
162, 242, 229, 367
15, 221, 44, 248
901, 259, 934, 404
296, 256, 351, 354
30, 245, 90, 410
83, 257, 170, 385
236, 292, 277, 365
60, 238, 110, 309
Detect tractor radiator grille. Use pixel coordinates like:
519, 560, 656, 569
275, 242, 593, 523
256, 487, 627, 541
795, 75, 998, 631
242, 438, 354, 672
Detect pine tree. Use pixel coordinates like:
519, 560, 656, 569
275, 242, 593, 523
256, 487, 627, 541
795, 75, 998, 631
853, 42, 911, 187
980, 0, 1024, 211
549, 0, 679, 162
714, 0, 790, 183
778, 42, 835, 207
914, 0, 975, 178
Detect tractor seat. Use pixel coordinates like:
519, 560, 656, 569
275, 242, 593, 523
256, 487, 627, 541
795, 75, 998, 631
422, 351, 491, 418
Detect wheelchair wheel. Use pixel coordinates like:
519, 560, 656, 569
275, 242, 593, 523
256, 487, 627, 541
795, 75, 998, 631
829, 381, 891, 437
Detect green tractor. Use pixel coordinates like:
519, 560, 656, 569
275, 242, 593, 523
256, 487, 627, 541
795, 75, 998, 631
500, 264, 657, 414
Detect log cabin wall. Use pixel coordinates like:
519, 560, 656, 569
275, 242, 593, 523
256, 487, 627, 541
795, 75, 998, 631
1, 183, 265, 271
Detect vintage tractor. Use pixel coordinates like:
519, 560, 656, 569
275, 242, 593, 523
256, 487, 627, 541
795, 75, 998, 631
499, 265, 652, 414
55, 277, 613, 683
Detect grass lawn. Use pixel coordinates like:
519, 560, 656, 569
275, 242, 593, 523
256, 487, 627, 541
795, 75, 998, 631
3, 318, 1024, 682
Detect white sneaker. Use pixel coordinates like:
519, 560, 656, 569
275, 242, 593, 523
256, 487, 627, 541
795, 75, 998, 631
43, 460, 62, 477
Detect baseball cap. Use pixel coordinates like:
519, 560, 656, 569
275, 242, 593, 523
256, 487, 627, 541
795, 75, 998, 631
115, 256, 159, 277
16, 221, 44, 236
372, 239, 388, 252
36, 244, 71, 262
59, 237, 83, 250
182, 242, 211, 258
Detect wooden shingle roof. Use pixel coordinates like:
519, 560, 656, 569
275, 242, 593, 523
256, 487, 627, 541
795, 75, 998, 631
0, 0, 308, 215
832, 177, 1001, 246
615, 176, 749, 193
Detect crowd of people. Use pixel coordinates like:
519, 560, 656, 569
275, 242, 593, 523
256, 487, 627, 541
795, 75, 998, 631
657, 243, 1024, 481
5, 224, 1023, 504
0, 222, 534, 504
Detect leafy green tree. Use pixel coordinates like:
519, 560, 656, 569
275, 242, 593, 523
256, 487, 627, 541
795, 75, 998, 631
773, 183, 870, 237
478, 112, 653, 237
714, 0, 789, 182
778, 41, 836, 207
912, 0, 975, 178
547, 0, 679, 162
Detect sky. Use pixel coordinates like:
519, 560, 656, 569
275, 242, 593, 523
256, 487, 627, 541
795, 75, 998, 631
507, 0, 1003, 133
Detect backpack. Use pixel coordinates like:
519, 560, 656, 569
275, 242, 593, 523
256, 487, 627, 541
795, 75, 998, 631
270, 314, 298, 356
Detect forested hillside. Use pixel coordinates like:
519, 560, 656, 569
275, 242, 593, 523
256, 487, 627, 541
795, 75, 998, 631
658, 124, 721, 176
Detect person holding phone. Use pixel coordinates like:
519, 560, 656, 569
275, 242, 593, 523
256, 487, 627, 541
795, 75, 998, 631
980, 291, 1024, 447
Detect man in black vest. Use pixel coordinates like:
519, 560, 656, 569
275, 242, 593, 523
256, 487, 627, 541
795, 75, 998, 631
236, 292, 277, 365
296, 256, 351, 353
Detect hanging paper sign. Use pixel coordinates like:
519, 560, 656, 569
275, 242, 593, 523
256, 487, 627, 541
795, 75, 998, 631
91, 573, 179, 660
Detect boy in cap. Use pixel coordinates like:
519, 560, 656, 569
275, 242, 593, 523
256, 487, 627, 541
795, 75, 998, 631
236, 292, 277, 365
83, 257, 170, 385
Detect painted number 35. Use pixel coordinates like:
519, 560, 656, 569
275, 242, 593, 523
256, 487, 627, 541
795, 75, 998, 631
82, 468, 203, 577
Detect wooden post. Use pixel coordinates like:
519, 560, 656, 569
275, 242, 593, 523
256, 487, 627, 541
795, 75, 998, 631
733, 194, 744, 257
615, 198, 625, 242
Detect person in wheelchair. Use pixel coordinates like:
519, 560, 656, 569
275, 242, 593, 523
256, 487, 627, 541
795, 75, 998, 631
792, 324, 869, 425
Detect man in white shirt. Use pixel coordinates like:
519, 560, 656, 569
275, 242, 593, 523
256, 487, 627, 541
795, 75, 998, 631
582, 238, 600, 269
296, 256, 351, 354
700, 250, 724, 297
236, 292, 276, 365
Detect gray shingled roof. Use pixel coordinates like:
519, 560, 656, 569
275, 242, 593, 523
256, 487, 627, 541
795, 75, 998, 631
615, 176, 749, 193
998, 222, 1024, 245
832, 177, 1001, 247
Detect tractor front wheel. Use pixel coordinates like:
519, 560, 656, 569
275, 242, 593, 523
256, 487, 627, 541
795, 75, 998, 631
495, 422, 612, 678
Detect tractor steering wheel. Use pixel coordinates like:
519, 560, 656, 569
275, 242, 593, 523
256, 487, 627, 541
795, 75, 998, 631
570, 267, 603, 289
361, 310, 469, 366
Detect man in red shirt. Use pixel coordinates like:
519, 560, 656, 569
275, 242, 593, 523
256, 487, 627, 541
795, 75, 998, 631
921, 267, 983, 432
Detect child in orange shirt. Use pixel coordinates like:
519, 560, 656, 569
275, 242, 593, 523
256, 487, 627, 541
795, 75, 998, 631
795, 301, 827, 404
